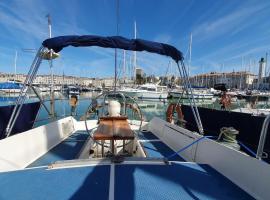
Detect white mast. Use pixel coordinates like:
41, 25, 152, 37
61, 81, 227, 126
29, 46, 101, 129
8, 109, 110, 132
188, 33, 192, 77
223, 63, 226, 85
46, 14, 55, 117
47, 15, 52, 38
123, 50, 126, 83
14, 50, 17, 82
129, 55, 132, 79
133, 21, 137, 81
265, 52, 268, 77
240, 56, 243, 89
114, 0, 120, 90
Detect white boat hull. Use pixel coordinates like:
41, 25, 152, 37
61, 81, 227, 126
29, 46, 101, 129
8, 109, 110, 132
122, 90, 168, 100
169, 91, 214, 100
0, 89, 22, 93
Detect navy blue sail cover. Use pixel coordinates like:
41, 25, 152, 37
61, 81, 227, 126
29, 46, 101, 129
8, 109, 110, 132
42, 35, 183, 62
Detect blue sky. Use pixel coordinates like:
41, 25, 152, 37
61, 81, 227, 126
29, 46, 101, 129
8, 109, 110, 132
0, 0, 270, 77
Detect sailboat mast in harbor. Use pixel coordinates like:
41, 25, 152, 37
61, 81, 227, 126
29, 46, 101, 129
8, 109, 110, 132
240, 56, 243, 90
188, 33, 192, 77
265, 52, 268, 77
46, 14, 55, 118
13, 51, 17, 82
133, 21, 137, 82
123, 50, 126, 83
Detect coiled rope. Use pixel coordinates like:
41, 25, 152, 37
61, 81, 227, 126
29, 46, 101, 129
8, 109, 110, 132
217, 127, 240, 150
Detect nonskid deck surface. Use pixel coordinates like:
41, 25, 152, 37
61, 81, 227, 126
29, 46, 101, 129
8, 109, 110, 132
27, 131, 89, 168
138, 131, 185, 161
0, 162, 254, 200
141, 141, 184, 161
115, 162, 254, 200
0, 165, 110, 200
28, 130, 184, 168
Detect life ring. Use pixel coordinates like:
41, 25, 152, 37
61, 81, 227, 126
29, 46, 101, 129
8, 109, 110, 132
166, 103, 184, 124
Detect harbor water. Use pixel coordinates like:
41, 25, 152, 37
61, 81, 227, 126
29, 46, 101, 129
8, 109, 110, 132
1, 91, 270, 129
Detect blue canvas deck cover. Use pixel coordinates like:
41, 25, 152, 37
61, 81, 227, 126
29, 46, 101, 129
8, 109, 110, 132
0, 82, 22, 89
42, 35, 183, 62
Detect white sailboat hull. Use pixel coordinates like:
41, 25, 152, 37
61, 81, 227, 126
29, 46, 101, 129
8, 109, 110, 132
169, 91, 214, 100
123, 90, 167, 99
0, 89, 22, 93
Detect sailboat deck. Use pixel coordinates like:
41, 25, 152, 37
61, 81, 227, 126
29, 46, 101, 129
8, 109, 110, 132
0, 162, 254, 200
28, 128, 185, 169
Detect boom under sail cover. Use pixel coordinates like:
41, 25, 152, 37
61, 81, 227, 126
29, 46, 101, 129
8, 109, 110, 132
42, 35, 183, 62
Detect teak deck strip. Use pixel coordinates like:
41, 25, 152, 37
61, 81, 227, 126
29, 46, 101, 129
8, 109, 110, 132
94, 116, 134, 140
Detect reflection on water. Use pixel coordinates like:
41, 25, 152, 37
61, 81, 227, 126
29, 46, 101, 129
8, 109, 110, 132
0, 92, 270, 127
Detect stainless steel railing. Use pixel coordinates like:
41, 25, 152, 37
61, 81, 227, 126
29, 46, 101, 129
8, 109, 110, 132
256, 114, 270, 160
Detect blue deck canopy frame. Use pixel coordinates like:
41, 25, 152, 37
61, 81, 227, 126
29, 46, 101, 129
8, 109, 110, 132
42, 35, 203, 134
6, 34, 204, 138
42, 35, 184, 63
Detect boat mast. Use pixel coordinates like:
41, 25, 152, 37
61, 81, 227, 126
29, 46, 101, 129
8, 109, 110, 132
240, 56, 243, 90
128, 55, 131, 79
201, 65, 204, 86
114, 0, 120, 91
133, 21, 137, 83
47, 14, 55, 118
265, 52, 268, 78
14, 50, 17, 82
188, 33, 192, 77
223, 63, 226, 86
62, 71, 66, 117
123, 50, 126, 83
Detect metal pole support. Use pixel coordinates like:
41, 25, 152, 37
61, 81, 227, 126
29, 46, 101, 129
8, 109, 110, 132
256, 114, 270, 159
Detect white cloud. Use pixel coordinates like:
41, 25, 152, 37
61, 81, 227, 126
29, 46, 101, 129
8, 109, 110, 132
192, 3, 269, 42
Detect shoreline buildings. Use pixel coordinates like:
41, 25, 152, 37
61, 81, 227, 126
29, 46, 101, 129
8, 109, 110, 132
0, 73, 115, 87
188, 71, 256, 89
